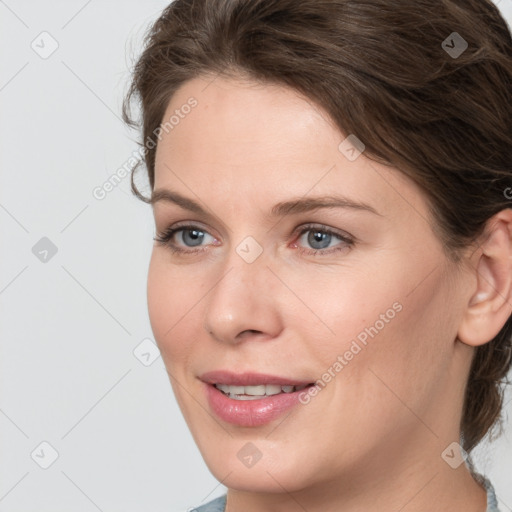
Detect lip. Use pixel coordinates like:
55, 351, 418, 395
200, 370, 314, 427
199, 370, 312, 386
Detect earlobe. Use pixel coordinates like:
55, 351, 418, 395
457, 209, 512, 347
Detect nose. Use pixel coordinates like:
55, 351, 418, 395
203, 242, 283, 345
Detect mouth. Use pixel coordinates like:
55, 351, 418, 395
200, 370, 317, 426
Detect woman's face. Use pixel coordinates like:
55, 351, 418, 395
148, 75, 473, 494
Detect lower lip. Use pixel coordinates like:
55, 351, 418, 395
203, 382, 310, 427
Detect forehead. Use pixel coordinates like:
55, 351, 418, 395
153, 75, 429, 224
157, 75, 338, 166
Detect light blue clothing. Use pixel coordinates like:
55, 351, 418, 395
190, 477, 501, 511
191, 494, 225, 512
480, 475, 501, 512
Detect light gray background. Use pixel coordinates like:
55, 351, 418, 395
1, 1, 511, 511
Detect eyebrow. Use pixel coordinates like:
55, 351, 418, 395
150, 189, 381, 217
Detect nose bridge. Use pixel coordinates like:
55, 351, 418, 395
217, 233, 269, 293
203, 234, 280, 343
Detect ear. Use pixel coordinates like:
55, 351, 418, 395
457, 208, 512, 347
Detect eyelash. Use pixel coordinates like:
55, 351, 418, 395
153, 222, 354, 257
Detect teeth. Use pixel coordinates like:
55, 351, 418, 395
245, 385, 267, 395
216, 384, 230, 394
264, 384, 283, 395
214, 383, 308, 400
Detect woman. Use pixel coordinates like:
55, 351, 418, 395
122, 0, 511, 510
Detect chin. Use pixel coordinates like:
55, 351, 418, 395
197, 441, 315, 494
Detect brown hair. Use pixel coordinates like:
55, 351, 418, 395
122, 0, 512, 453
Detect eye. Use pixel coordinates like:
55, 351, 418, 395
153, 224, 217, 254
292, 224, 354, 256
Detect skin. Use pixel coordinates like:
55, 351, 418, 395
147, 74, 512, 512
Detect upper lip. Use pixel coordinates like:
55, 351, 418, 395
199, 370, 313, 386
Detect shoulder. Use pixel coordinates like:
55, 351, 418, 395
484, 480, 501, 512
473, 472, 501, 512
187, 494, 227, 512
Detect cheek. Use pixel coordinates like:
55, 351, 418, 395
305, 252, 453, 393
147, 255, 169, 341
332, 263, 455, 423
293, 263, 454, 460
286, 263, 402, 354
146, 251, 198, 364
